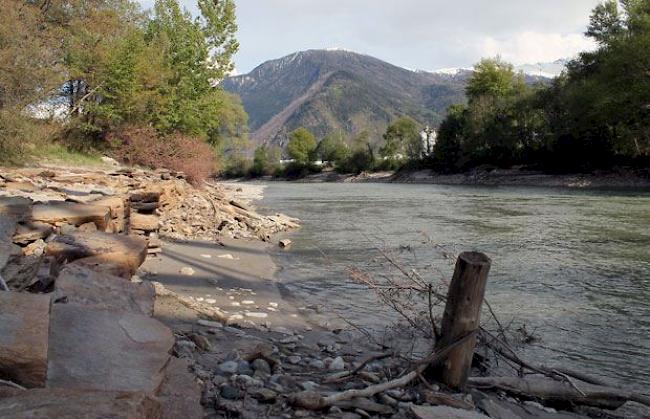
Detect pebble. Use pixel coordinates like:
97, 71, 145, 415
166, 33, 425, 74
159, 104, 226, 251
220, 385, 241, 400
231, 302, 241, 306
238, 361, 254, 376
227, 314, 244, 324
218, 254, 234, 260
233, 374, 263, 388
329, 356, 346, 371
245, 312, 269, 319
300, 381, 319, 391
205, 299, 217, 304
287, 355, 302, 365
268, 302, 279, 308
201, 254, 212, 258
241, 300, 255, 305
252, 359, 272, 375
308, 359, 325, 369
180, 267, 195, 276
250, 388, 277, 403
217, 361, 239, 375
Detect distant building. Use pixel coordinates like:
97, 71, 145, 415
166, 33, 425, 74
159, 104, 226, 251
420, 126, 437, 157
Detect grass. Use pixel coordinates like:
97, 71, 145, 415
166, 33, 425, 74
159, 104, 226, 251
31, 143, 104, 167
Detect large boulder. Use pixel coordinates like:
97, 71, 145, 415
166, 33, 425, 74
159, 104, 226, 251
46, 231, 148, 278
31, 202, 110, 230
0, 389, 162, 419
47, 304, 174, 393
0, 292, 51, 388
55, 265, 155, 315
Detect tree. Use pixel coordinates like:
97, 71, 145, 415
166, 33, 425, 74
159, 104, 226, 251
380, 117, 422, 161
287, 128, 317, 163
252, 145, 281, 176
465, 58, 525, 102
316, 131, 350, 163
586, 0, 623, 45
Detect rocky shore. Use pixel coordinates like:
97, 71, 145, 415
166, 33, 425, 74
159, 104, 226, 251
1, 164, 648, 419
262, 167, 650, 190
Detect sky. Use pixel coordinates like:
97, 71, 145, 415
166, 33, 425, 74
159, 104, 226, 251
138, 0, 602, 75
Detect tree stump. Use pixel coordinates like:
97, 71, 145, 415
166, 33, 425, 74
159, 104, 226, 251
434, 252, 491, 389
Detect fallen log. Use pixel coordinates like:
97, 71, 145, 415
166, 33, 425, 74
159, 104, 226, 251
468, 376, 650, 409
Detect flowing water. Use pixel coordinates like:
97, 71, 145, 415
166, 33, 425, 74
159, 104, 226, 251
260, 182, 650, 391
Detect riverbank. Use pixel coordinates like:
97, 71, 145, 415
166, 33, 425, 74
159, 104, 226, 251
240, 167, 650, 190
1, 166, 648, 418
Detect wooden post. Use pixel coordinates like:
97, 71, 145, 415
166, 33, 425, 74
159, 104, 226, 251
434, 251, 491, 389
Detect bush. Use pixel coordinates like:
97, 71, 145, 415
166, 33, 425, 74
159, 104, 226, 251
0, 111, 56, 165
107, 126, 218, 185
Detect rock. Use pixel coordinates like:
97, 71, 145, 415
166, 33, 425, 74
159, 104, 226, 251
197, 319, 223, 329
245, 312, 268, 319
55, 265, 155, 316
252, 359, 272, 375
279, 239, 292, 249
23, 239, 46, 256
12, 222, 53, 244
91, 196, 128, 219
217, 361, 239, 375
69, 256, 135, 279
180, 267, 195, 276
329, 356, 346, 372
0, 196, 32, 221
47, 304, 174, 393
189, 334, 211, 352
0, 389, 162, 419
250, 388, 277, 404
130, 213, 159, 232
46, 231, 148, 278
410, 405, 490, 419
101, 156, 121, 166
0, 292, 50, 388
232, 374, 263, 389
308, 359, 325, 369
220, 385, 241, 400
78, 222, 98, 232
287, 356, 302, 365
31, 202, 111, 231
300, 381, 319, 391
156, 358, 202, 419
237, 361, 254, 376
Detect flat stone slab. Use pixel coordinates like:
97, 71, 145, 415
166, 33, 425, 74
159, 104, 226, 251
156, 358, 202, 419
0, 292, 51, 388
46, 231, 148, 277
0, 389, 162, 419
31, 202, 110, 230
47, 304, 174, 393
12, 222, 53, 244
0, 197, 32, 222
55, 265, 155, 315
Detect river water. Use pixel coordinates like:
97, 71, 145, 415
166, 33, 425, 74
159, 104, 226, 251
260, 182, 650, 391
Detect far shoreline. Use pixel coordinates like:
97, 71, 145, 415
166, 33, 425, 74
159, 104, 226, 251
222, 167, 650, 191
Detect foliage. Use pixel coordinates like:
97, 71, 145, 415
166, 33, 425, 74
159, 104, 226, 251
316, 131, 350, 163
251, 145, 282, 177
379, 117, 422, 162
287, 128, 317, 163
432, 0, 650, 173
107, 126, 217, 184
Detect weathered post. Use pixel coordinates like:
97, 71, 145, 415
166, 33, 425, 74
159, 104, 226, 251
434, 251, 491, 389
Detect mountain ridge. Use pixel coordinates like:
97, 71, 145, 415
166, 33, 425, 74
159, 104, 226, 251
222, 49, 552, 148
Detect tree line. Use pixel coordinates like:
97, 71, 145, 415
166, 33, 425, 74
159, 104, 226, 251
433, 0, 650, 173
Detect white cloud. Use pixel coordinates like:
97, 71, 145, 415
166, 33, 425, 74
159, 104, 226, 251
479, 32, 597, 65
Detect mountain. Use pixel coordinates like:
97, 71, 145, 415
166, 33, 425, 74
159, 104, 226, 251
432, 59, 568, 79
221, 50, 468, 148
221, 50, 554, 148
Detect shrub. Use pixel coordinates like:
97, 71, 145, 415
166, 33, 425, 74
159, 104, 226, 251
0, 111, 56, 165
107, 126, 218, 185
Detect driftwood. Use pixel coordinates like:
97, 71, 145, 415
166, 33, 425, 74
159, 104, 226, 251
290, 331, 476, 411
468, 376, 650, 409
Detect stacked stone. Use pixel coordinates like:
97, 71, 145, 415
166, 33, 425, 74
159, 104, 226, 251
129, 192, 163, 256
0, 193, 201, 419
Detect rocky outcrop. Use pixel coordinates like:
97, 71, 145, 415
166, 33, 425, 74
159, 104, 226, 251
0, 292, 50, 388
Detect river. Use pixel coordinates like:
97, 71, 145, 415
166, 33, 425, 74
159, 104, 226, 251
259, 182, 650, 391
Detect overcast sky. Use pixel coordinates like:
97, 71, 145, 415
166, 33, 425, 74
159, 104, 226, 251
138, 0, 602, 74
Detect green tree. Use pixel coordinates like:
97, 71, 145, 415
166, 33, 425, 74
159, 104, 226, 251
380, 117, 421, 161
287, 127, 317, 163
316, 131, 350, 163
252, 145, 281, 176
466, 58, 525, 102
